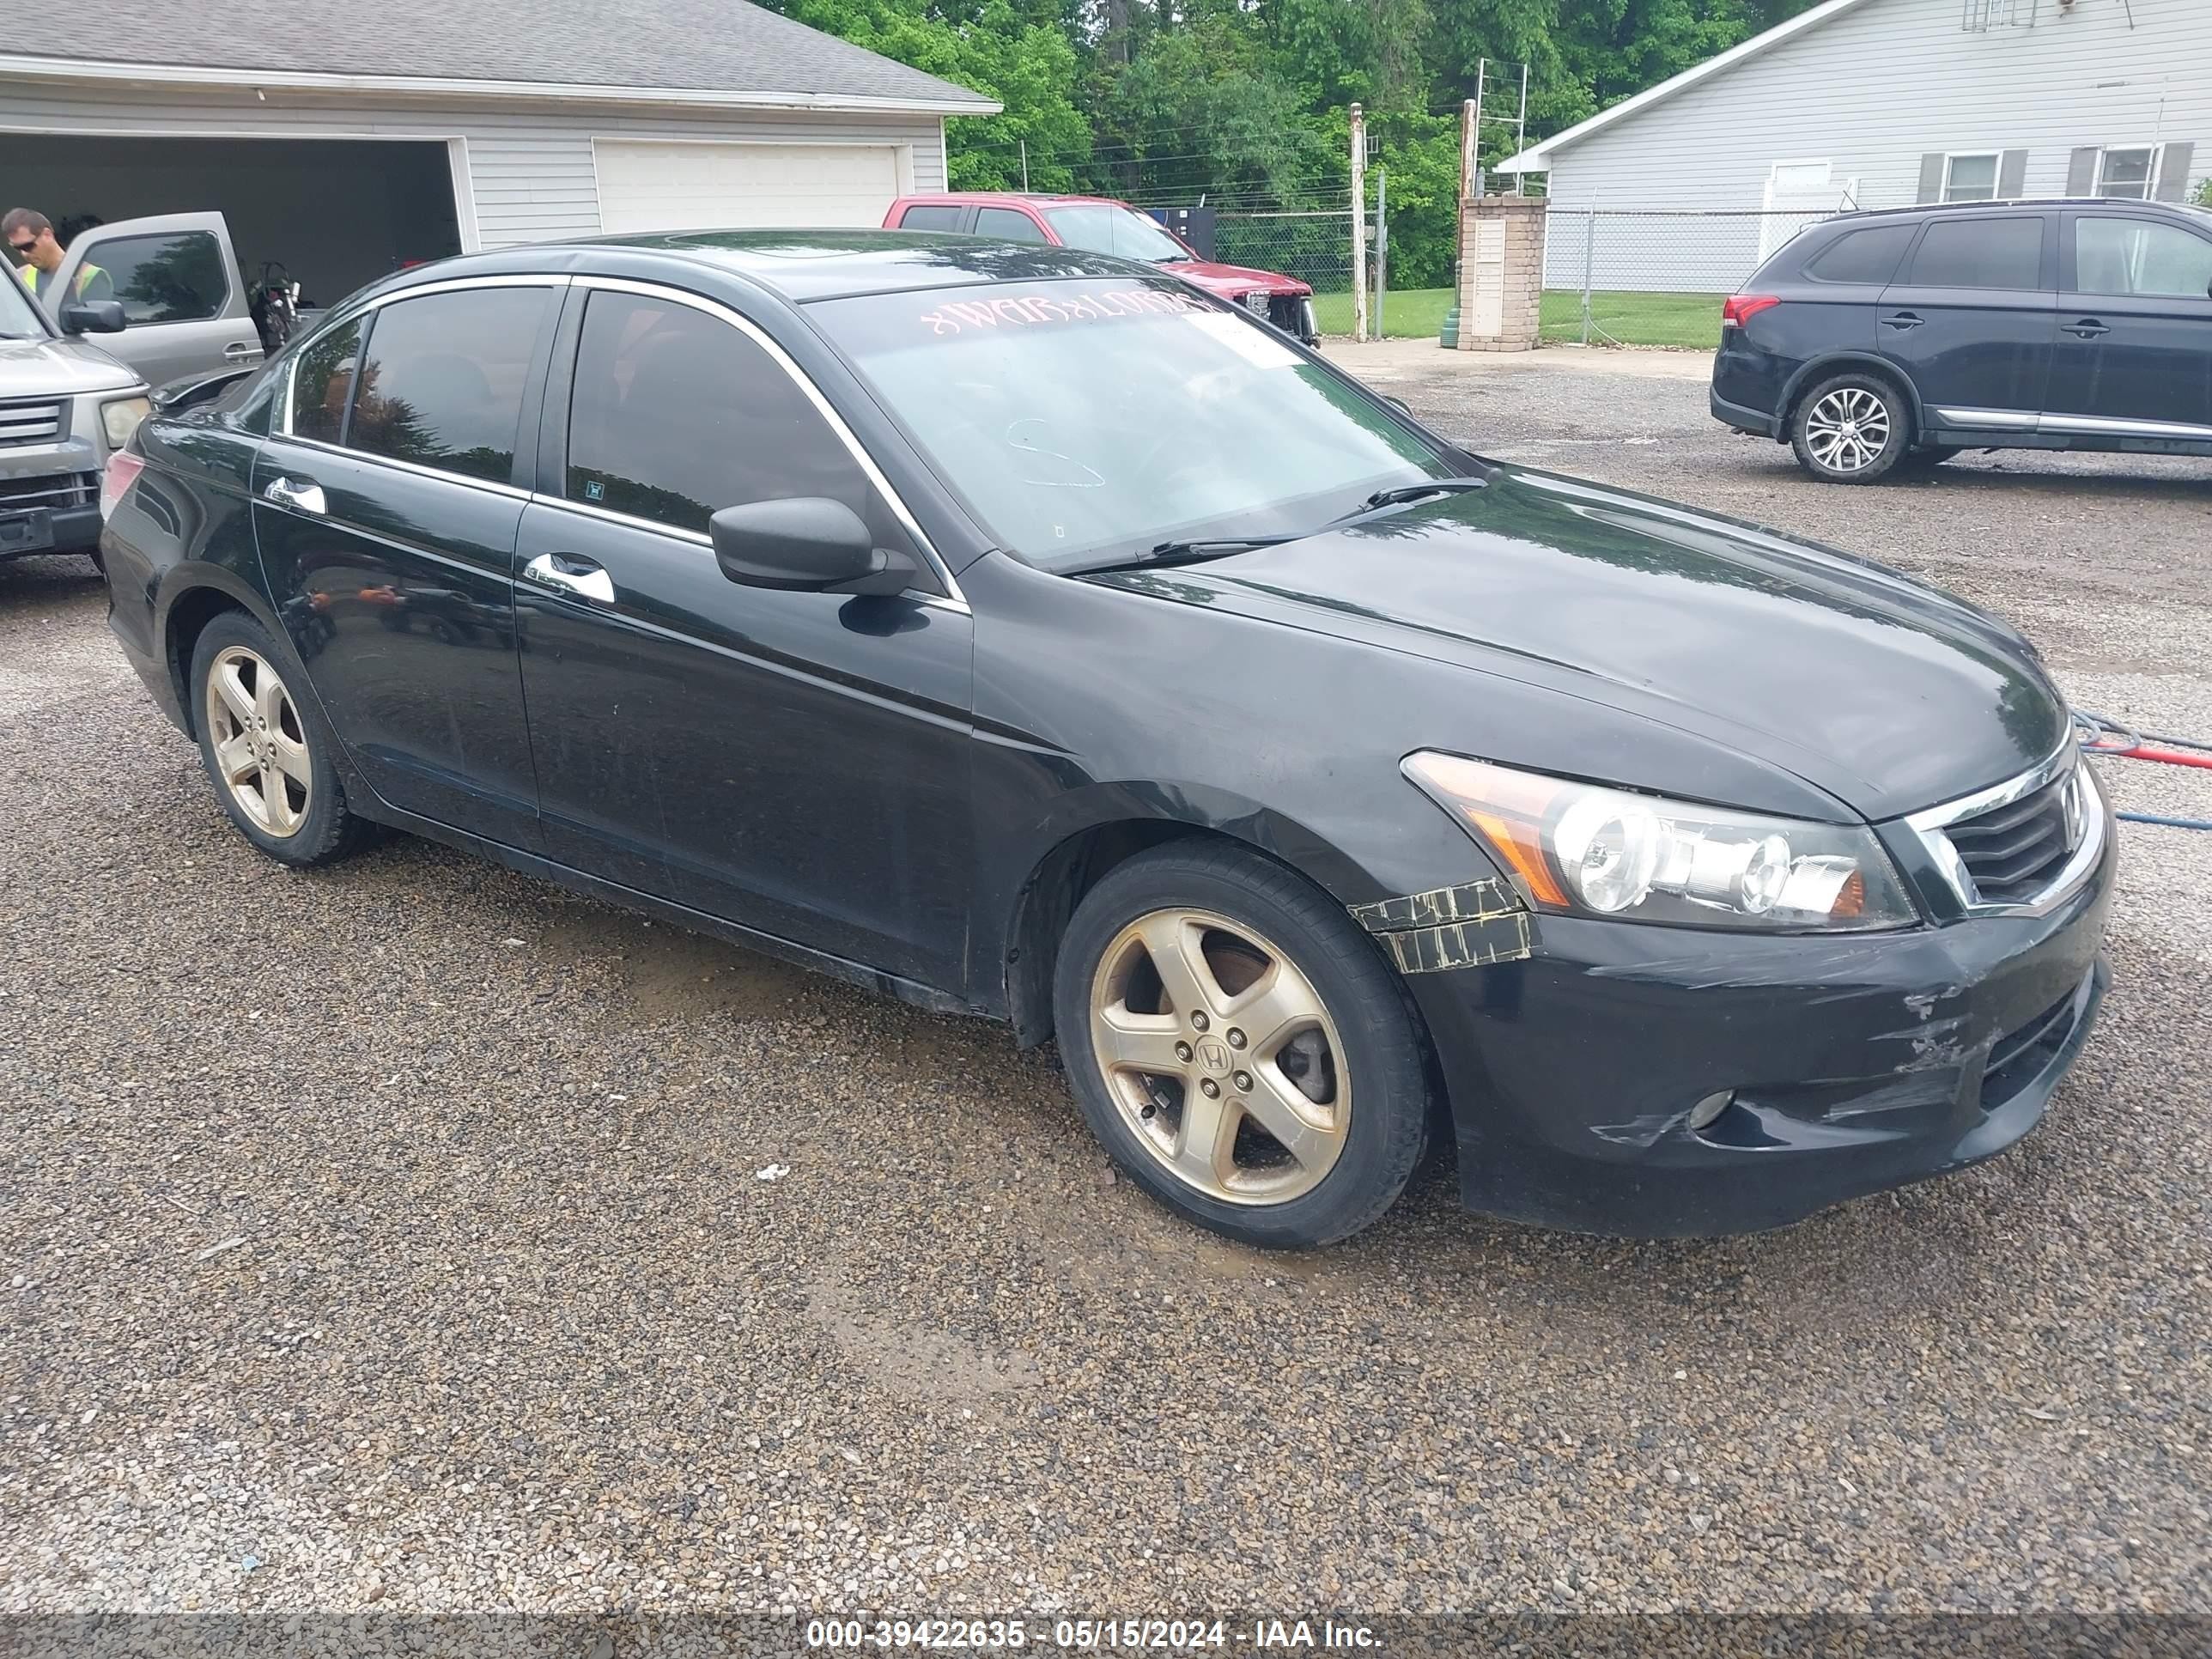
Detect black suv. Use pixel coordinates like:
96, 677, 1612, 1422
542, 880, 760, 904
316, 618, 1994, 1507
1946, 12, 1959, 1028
1711, 198, 2212, 483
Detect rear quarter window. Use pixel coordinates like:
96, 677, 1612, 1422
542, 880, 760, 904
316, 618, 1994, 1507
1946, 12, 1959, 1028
1804, 224, 1917, 285
896, 205, 967, 232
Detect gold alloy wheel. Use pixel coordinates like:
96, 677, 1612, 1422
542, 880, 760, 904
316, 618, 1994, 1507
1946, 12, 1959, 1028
1088, 908, 1351, 1205
204, 645, 312, 838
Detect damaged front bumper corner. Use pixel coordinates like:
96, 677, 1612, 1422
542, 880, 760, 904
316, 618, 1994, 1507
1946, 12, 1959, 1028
1389, 833, 2116, 1238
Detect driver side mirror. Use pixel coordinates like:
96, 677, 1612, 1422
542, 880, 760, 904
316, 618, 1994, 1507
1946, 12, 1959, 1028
709, 497, 915, 596
59, 299, 126, 335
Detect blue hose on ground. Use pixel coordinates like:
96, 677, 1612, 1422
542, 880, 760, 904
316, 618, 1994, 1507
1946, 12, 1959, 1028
2118, 811, 2212, 832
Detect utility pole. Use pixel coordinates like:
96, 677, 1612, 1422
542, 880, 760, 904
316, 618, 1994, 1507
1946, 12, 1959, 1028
1515, 62, 1529, 193
1460, 97, 1478, 205
1020, 139, 1030, 191
1374, 166, 1388, 340
1471, 61, 1486, 199
1349, 102, 1368, 344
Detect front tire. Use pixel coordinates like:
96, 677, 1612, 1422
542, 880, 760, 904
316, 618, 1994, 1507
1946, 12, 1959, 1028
1791, 373, 1911, 483
1053, 842, 1431, 1249
190, 611, 367, 867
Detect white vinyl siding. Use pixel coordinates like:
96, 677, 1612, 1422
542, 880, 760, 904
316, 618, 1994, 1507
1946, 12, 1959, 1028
1536, 0, 2211, 289
0, 77, 951, 252
594, 138, 906, 233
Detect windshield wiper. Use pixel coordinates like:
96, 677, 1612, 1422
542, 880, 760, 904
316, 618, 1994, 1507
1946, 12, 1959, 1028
1354, 477, 1491, 514
1077, 534, 1298, 574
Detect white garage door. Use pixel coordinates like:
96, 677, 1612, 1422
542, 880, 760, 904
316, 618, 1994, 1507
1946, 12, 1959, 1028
594, 140, 904, 234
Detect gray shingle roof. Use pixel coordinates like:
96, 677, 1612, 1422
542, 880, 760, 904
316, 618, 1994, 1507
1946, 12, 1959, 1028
2, 0, 997, 111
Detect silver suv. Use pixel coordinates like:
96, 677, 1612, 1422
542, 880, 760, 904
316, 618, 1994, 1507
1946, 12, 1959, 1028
1, 267, 149, 567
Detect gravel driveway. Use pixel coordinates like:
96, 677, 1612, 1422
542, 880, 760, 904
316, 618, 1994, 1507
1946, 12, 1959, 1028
3, 351, 2207, 1625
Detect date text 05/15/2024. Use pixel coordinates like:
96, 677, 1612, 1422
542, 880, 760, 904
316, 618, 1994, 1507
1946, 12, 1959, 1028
804, 1618, 1382, 1650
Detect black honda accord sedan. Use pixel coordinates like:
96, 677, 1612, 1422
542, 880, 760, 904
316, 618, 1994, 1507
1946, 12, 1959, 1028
99, 232, 2114, 1248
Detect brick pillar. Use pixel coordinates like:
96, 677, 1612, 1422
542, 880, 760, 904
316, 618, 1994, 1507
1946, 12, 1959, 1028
1455, 197, 1546, 352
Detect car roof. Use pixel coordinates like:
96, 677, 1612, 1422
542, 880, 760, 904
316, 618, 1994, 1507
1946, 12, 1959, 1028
351, 228, 1164, 307
896, 192, 1134, 209
1825, 198, 2209, 224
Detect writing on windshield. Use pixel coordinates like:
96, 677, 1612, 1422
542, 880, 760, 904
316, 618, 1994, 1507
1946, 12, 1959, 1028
919, 286, 1208, 337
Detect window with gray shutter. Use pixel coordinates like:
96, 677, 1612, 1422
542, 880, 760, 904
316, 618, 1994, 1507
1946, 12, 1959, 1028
2066, 147, 2101, 197
2155, 142, 2196, 203
1917, 154, 1947, 204
1997, 149, 2028, 200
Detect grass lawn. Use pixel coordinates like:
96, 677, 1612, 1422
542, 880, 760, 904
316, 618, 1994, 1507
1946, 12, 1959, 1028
1312, 286, 1723, 350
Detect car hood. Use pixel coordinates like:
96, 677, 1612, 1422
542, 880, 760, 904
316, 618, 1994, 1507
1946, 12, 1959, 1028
1167, 260, 1313, 297
0, 331, 139, 396
1080, 466, 2068, 822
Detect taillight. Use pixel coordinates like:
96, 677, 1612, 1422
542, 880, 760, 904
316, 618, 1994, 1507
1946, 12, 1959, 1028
1722, 294, 1781, 329
100, 449, 145, 520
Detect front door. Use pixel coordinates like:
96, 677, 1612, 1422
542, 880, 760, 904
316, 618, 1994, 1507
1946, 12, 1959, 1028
253, 283, 559, 847
2047, 210, 2212, 441
1877, 212, 2057, 431
514, 283, 974, 991
50, 212, 263, 386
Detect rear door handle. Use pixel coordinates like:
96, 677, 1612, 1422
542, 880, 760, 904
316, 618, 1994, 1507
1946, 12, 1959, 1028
2063, 319, 2112, 338
523, 552, 616, 605
222, 341, 262, 360
261, 477, 326, 515
1881, 312, 1923, 331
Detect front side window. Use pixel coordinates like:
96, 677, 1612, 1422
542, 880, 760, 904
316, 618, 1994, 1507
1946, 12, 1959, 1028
562, 289, 920, 564
1943, 155, 2001, 204
2096, 147, 2157, 201
2075, 217, 2212, 299
809, 278, 1455, 571
289, 318, 364, 445
0, 264, 46, 338
347, 288, 550, 483
86, 231, 228, 322
1905, 217, 2045, 290
976, 206, 1049, 245
1040, 205, 1190, 263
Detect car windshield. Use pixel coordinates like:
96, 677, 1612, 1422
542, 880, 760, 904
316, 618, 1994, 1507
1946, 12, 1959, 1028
811, 277, 1458, 570
0, 270, 46, 339
1040, 205, 1192, 264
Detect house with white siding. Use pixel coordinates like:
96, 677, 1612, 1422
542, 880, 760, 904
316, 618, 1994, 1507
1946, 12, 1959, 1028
1498, 0, 2209, 293
1, 0, 997, 309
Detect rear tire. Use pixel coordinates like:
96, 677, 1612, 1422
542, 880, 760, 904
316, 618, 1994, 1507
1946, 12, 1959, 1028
190, 611, 368, 867
1790, 372, 1911, 483
1052, 842, 1431, 1249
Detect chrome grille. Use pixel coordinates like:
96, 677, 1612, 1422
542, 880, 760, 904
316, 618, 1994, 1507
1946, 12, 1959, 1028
1946, 773, 2075, 903
0, 471, 97, 511
0, 399, 66, 447
1906, 749, 2101, 916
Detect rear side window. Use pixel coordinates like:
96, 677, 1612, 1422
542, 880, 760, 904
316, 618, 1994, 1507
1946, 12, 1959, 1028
897, 205, 967, 232
2074, 217, 2212, 299
89, 231, 228, 323
347, 288, 550, 484
1905, 218, 2045, 290
289, 319, 363, 445
1804, 225, 1916, 285
562, 290, 921, 568
976, 206, 1048, 244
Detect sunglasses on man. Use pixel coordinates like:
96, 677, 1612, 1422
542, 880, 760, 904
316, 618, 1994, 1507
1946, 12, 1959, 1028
6, 238, 34, 261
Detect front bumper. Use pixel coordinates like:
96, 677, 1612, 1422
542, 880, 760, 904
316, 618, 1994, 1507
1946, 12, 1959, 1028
1408, 824, 2115, 1237
0, 500, 100, 557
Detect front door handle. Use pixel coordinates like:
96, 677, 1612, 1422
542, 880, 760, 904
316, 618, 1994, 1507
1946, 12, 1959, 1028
222, 341, 262, 360
2063, 319, 2112, 338
261, 477, 326, 515
523, 552, 616, 605
1881, 311, 1924, 331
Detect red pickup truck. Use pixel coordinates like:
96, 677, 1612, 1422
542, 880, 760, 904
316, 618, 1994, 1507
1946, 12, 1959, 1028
884, 192, 1319, 344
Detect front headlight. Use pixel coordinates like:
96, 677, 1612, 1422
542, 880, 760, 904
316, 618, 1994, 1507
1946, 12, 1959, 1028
1403, 751, 1919, 933
101, 395, 151, 450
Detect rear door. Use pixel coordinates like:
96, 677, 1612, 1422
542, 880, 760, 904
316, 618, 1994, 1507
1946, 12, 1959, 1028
50, 212, 262, 386
1876, 212, 2057, 432
2047, 210, 2212, 441
253, 280, 560, 847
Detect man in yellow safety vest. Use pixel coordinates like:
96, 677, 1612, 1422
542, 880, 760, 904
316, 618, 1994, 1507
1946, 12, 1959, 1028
4, 209, 113, 307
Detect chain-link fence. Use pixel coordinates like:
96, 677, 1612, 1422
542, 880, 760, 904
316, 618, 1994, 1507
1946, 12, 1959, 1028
1540, 207, 1844, 348
1214, 204, 1360, 295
